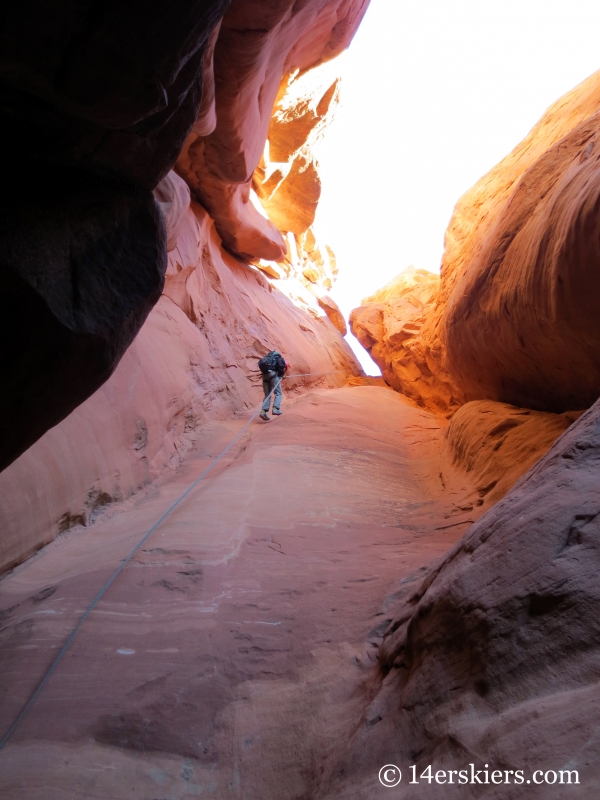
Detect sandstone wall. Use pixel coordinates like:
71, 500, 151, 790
338, 68, 600, 797
1, 0, 369, 472
176, 0, 369, 262
0, 1, 370, 569
351, 70, 600, 415
0, 0, 229, 470
440, 400, 582, 512
329, 399, 600, 798
0, 190, 360, 573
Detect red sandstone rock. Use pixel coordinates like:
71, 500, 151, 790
176, 0, 370, 261
350, 267, 460, 414
0, 387, 468, 798
318, 294, 347, 335
1, 0, 366, 472
153, 171, 191, 251
352, 70, 600, 416
0, 201, 361, 574
323, 399, 600, 798
443, 89, 600, 411
254, 62, 341, 235
441, 399, 583, 511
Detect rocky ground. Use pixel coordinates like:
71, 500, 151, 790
0, 385, 476, 799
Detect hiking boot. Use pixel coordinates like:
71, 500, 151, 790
272, 409, 283, 416
259, 412, 270, 421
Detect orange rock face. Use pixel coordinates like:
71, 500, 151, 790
441, 400, 582, 511
333, 72, 600, 795
253, 61, 341, 235
350, 267, 460, 414
0, 191, 361, 574
441, 70, 600, 412
352, 70, 600, 415
176, 0, 369, 261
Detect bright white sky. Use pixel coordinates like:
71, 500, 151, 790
312, 0, 600, 373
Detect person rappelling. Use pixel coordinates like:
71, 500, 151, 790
258, 350, 289, 421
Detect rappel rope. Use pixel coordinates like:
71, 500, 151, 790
0, 368, 348, 750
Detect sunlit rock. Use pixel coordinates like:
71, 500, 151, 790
0, 200, 362, 573
350, 267, 461, 415
353, 70, 600, 416
176, 0, 369, 262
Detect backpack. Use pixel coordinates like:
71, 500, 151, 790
258, 351, 286, 377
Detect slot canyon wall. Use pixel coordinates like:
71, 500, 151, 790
4, 1, 600, 791
350, 70, 600, 528
351, 69, 600, 417
0, 0, 371, 573
336, 70, 600, 794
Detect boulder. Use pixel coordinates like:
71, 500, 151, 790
350, 267, 460, 414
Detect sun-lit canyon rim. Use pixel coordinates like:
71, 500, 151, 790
1, 2, 600, 798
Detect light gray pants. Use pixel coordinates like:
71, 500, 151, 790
261, 371, 282, 412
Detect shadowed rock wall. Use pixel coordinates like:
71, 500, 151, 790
325, 399, 600, 799
0, 182, 361, 573
0, 0, 230, 470
1, 0, 369, 473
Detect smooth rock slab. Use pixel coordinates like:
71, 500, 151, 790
0, 386, 463, 799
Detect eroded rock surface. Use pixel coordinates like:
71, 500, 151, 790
352, 70, 600, 415
441, 400, 583, 511
338, 71, 600, 798
0, 387, 465, 800
350, 267, 459, 414
0, 197, 360, 574
2, 0, 367, 473
324, 400, 600, 799
442, 70, 600, 412
176, 0, 369, 261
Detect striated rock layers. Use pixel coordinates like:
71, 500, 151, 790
351, 69, 600, 415
1, 0, 369, 472
0, 173, 360, 574
176, 0, 369, 261
326, 399, 600, 799
337, 71, 600, 797
440, 400, 582, 513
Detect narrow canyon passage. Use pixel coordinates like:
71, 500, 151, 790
0, 385, 466, 799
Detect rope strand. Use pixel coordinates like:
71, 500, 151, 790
0, 369, 350, 750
